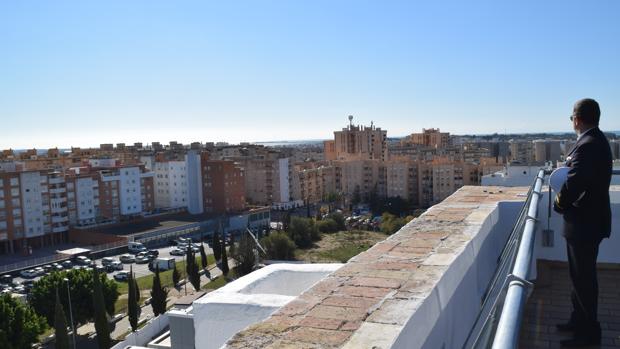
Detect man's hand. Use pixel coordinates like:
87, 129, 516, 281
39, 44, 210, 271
553, 193, 566, 214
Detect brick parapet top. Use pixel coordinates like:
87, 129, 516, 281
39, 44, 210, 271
225, 186, 528, 349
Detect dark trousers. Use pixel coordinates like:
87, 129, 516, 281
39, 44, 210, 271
566, 238, 602, 337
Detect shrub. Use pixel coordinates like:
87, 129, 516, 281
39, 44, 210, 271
261, 231, 296, 260
287, 216, 319, 248
380, 212, 413, 235
327, 212, 346, 231
317, 218, 338, 234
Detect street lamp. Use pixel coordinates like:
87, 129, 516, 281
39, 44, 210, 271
63, 278, 77, 349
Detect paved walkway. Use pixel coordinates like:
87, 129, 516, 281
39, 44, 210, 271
519, 260, 620, 349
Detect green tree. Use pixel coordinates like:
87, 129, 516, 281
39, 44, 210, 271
380, 212, 413, 234
233, 233, 256, 276
211, 231, 222, 261
199, 243, 208, 271
287, 217, 320, 248
92, 268, 111, 348
328, 212, 346, 231
351, 185, 361, 206
0, 294, 46, 349
186, 246, 201, 291
54, 289, 70, 349
220, 232, 230, 276
150, 266, 168, 316
30, 268, 118, 327
261, 231, 296, 260
317, 218, 338, 234
172, 265, 181, 286
228, 233, 236, 258
128, 267, 139, 332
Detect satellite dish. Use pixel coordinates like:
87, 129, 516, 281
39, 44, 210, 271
550, 167, 570, 192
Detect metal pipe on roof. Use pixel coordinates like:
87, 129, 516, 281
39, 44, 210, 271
491, 169, 545, 349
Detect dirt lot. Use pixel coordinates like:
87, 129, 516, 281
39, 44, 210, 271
295, 230, 388, 263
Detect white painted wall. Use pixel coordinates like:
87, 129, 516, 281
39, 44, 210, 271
75, 177, 96, 223
278, 158, 290, 203
154, 161, 188, 209
119, 167, 142, 215
20, 172, 46, 238
534, 186, 620, 264
390, 202, 523, 349
186, 151, 204, 214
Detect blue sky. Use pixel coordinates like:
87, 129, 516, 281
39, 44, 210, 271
1, 0, 619, 149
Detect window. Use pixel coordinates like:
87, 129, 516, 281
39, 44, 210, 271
10, 178, 18, 186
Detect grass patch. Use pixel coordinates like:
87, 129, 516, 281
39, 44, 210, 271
114, 255, 215, 313
295, 230, 387, 263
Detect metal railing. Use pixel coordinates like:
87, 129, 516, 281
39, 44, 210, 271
463, 169, 545, 349
491, 169, 545, 348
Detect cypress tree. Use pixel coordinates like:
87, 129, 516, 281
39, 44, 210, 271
221, 231, 230, 276
54, 289, 70, 349
150, 266, 168, 316
211, 231, 222, 261
92, 269, 111, 348
172, 265, 181, 286
199, 243, 208, 271
128, 267, 138, 332
228, 233, 236, 259
186, 246, 201, 291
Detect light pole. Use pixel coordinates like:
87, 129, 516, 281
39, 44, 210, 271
63, 278, 77, 349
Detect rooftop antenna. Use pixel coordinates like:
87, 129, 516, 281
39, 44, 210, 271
371, 120, 374, 129
348, 115, 354, 128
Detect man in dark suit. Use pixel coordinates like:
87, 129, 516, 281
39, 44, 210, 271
554, 98, 613, 347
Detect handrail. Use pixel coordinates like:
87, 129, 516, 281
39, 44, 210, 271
462, 171, 537, 348
491, 169, 546, 349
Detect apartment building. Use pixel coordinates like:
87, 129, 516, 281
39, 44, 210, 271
154, 160, 188, 210
333, 118, 387, 161
0, 170, 69, 254
509, 141, 535, 164
533, 140, 562, 163
385, 159, 419, 203
201, 159, 246, 214
333, 159, 386, 203
291, 163, 336, 204
404, 128, 451, 149
65, 170, 99, 226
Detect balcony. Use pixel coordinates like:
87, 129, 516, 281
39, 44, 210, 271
111, 172, 620, 349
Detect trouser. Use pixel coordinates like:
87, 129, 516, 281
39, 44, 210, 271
566, 238, 602, 337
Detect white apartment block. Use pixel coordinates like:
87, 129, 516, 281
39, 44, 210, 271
66, 174, 99, 226
154, 161, 189, 210
101, 166, 153, 216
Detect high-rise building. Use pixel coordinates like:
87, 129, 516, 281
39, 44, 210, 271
333, 116, 387, 161
201, 159, 245, 214
0, 170, 69, 254
153, 160, 188, 210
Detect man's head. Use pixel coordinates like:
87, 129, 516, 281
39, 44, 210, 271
571, 98, 600, 134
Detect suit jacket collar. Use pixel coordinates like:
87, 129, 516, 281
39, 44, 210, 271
566, 127, 599, 158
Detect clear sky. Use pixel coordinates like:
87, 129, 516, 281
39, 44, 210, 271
1, 0, 619, 149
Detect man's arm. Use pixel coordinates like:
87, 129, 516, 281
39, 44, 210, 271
555, 142, 595, 211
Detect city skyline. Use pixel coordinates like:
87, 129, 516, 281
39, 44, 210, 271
2, 1, 620, 149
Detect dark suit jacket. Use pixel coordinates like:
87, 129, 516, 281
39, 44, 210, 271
554, 127, 612, 242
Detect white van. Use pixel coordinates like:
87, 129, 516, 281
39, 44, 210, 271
128, 241, 147, 253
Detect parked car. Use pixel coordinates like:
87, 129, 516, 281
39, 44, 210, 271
146, 250, 159, 258
101, 257, 115, 266
120, 254, 135, 263
20, 270, 37, 278
13, 286, 27, 294
74, 256, 92, 265
169, 247, 185, 256
135, 255, 150, 264
52, 263, 64, 271
110, 261, 124, 271
114, 271, 130, 282
33, 267, 45, 276
42, 265, 54, 273
61, 260, 73, 269
21, 280, 35, 288
0, 275, 13, 285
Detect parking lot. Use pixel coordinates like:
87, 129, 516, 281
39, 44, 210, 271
3, 241, 213, 292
